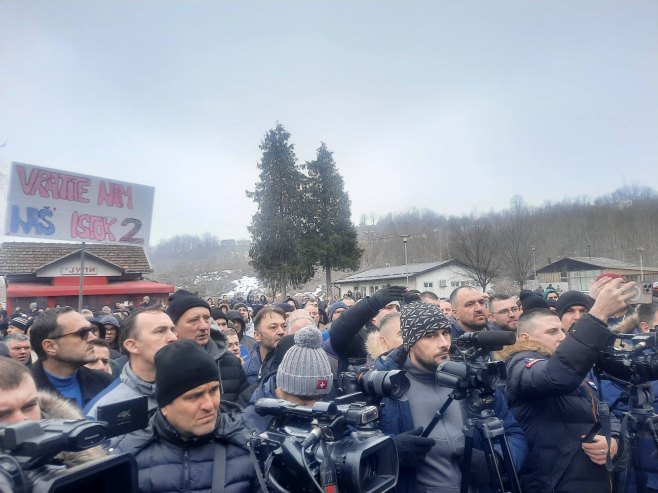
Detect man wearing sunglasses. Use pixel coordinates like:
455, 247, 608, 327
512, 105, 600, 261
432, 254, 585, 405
30, 307, 114, 410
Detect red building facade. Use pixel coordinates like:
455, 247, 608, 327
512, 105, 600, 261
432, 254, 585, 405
0, 242, 173, 312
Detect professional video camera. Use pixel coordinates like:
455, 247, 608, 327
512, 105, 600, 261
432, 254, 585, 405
338, 359, 410, 402
441, 331, 516, 391
249, 395, 399, 493
596, 332, 658, 384
595, 331, 658, 493
426, 330, 521, 493
0, 396, 147, 493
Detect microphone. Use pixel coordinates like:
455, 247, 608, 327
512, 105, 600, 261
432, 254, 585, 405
456, 330, 516, 347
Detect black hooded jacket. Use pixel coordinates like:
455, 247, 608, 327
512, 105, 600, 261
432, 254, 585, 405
498, 314, 620, 493
205, 334, 249, 405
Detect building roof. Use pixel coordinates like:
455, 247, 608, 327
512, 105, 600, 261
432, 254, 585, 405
0, 242, 152, 275
7, 280, 172, 297
537, 256, 658, 273
335, 260, 457, 284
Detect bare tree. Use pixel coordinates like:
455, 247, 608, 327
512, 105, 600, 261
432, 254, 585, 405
449, 218, 503, 291
501, 196, 535, 288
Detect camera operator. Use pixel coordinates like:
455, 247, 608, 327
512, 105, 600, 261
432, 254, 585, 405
498, 277, 633, 493
0, 357, 106, 466
374, 302, 527, 493
114, 339, 258, 492
243, 325, 334, 432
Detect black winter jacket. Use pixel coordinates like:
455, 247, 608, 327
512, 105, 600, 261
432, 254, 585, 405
499, 314, 619, 493
329, 296, 381, 368
31, 360, 114, 408
206, 336, 249, 405
116, 402, 258, 493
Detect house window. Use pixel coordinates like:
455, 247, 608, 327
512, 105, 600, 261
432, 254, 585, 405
451, 281, 460, 287
423, 282, 434, 288
439, 280, 447, 287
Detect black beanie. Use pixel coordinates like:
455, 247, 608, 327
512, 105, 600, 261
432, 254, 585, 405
519, 290, 549, 312
166, 289, 210, 325
210, 307, 227, 321
155, 339, 219, 407
556, 291, 594, 319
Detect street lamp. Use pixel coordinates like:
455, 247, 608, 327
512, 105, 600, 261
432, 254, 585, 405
530, 244, 537, 282
401, 234, 410, 287
637, 247, 645, 281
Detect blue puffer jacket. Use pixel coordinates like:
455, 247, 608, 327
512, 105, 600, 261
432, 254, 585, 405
499, 314, 620, 493
115, 402, 258, 493
374, 347, 527, 493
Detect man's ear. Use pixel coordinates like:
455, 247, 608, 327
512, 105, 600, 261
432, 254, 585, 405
42, 339, 58, 358
639, 321, 650, 333
123, 338, 138, 355
254, 331, 262, 342
517, 332, 531, 342
161, 405, 168, 417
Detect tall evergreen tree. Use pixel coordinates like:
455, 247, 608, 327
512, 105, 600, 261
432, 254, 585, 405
305, 143, 363, 298
247, 124, 314, 295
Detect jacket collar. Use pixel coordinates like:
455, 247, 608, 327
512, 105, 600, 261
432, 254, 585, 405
495, 339, 553, 361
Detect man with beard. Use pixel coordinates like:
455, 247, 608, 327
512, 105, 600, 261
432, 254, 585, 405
242, 306, 287, 384
30, 307, 113, 409
449, 286, 494, 338
488, 294, 521, 332
374, 302, 527, 493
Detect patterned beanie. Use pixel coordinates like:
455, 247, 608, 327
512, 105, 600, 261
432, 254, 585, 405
277, 326, 332, 397
400, 301, 451, 350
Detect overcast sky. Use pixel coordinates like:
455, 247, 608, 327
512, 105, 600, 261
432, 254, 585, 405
1, 1, 656, 245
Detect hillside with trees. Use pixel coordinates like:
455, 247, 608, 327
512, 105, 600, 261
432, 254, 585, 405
148, 184, 658, 297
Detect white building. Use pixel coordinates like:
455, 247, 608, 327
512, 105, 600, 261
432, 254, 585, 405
334, 260, 481, 298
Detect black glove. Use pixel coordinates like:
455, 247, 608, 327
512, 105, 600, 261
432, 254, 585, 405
371, 286, 406, 310
392, 427, 435, 469
466, 449, 495, 487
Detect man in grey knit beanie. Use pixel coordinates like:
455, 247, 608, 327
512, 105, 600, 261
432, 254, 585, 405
275, 325, 333, 403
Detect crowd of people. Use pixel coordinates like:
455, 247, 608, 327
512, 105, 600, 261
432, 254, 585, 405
0, 274, 656, 493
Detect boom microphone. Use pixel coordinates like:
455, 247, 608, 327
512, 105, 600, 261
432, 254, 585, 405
456, 331, 516, 347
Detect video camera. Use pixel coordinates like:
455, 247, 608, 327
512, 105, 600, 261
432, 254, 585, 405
0, 396, 148, 493
440, 331, 516, 393
596, 331, 658, 385
250, 362, 408, 493
338, 359, 410, 402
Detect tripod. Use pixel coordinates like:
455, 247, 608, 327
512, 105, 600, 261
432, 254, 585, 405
422, 385, 522, 493
617, 382, 658, 493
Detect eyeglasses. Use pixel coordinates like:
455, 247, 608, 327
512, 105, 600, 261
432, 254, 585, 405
495, 307, 520, 317
50, 327, 91, 340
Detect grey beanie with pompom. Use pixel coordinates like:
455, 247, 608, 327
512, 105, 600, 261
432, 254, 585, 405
276, 325, 333, 397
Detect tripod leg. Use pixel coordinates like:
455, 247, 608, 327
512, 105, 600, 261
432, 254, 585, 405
481, 434, 506, 493
461, 433, 474, 493
493, 434, 523, 493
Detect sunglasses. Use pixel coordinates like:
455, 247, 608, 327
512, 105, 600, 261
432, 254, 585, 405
50, 327, 91, 340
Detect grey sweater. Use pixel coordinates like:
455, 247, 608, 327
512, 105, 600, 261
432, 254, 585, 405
404, 358, 464, 493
